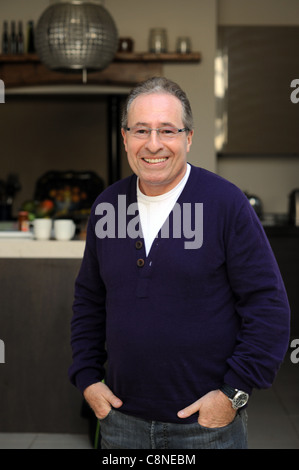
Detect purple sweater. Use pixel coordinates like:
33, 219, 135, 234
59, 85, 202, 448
69, 165, 290, 424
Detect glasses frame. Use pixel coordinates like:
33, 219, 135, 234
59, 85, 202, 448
126, 126, 189, 139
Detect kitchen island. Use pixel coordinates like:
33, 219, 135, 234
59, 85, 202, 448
0, 239, 89, 433
0, 238, 85, 259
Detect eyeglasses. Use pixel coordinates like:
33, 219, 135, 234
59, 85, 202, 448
126, 126, 189, 140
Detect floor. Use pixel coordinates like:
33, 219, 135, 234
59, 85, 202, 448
0, 355, 298, 449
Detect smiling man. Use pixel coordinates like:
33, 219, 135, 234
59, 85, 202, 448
121, 91, 193, 196
69, 77, 290, 449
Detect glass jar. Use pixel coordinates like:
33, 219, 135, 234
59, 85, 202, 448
176, 37, 192, 54
149, 28, 168, 53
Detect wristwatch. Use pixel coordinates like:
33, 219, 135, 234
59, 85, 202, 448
220, 384, 249, 410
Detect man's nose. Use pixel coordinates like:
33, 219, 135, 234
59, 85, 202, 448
144, 130, 164, 152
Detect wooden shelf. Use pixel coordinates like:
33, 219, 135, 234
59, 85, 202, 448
0, 52, 201, 88
0, 51, 201, 63
114, 51, 201, 62
0, 54, 40, 63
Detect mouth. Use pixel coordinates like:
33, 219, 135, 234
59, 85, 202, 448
142, 157, 168, 164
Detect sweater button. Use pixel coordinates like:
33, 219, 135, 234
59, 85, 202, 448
135, 240, 143, 250
137, 258, 145, 267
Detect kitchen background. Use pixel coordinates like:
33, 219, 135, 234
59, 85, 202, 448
0, 0, 298, 219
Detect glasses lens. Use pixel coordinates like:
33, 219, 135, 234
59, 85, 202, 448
129, 127, 181, 139
131, 127, 151, 138
158, 127, 179, 138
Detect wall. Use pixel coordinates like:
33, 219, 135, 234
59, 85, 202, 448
217, 0, 299, 215
0, 0, 216, 215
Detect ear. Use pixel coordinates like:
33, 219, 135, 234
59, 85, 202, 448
186, 130, 193, 153
121, 128, 128, 152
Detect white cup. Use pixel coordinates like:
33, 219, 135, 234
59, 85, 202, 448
54, 219, 76, 241
33, 218, 52, 240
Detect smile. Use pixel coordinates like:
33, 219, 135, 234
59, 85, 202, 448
142, 157, 168, 164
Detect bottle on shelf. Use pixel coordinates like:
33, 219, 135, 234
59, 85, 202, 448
18, 211, 29, 232
17, 21, 24, 54
27, 20, 35, 53
10, 21, 17, 54
1, 21, 9, 54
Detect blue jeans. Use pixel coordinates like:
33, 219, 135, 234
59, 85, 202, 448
99, 408, 248, 449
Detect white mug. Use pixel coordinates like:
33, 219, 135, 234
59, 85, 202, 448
33, 218, 52, 240
54, 219, 76, 241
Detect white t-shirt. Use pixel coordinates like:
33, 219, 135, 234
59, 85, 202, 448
137, 164, 191, 255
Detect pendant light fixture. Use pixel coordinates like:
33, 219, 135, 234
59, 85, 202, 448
35, 0, 118, 77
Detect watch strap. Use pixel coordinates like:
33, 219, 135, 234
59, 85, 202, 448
220, 383, 238, 399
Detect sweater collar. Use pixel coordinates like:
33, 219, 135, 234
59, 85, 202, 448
128, 163, 199, 206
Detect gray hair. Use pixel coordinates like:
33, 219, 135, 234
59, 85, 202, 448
121, 77, 193, 131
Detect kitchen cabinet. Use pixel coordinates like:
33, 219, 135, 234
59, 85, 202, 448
0, 242, 87, 433
217, 26, 299, 156
265, 226, 299, 338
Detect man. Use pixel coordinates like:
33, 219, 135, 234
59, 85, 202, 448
69, 77, 290, 449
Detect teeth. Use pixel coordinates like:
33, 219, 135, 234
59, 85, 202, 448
143, 158, 167, 164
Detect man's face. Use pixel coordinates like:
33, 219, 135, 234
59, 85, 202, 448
121, 93, 193, 196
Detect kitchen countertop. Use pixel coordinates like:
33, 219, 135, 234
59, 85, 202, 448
0, 238, 85, 258
0, 224, 298, 259
263, 225, 299, 237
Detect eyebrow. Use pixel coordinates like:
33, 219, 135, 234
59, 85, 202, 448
132, 121, 178, 127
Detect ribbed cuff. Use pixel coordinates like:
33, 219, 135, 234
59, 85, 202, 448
75, 368, 104, 394
223, 369, 253, 395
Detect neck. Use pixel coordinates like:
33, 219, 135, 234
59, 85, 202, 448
138, 164, 188, 197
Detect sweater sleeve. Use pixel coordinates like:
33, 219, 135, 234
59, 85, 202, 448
68, 211, 107, 393
223, 194, 290, 394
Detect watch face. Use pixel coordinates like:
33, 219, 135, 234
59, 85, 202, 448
232, 392, 249, 409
